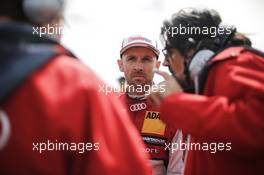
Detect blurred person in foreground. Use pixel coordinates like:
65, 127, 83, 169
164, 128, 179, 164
0, 0, 151, 174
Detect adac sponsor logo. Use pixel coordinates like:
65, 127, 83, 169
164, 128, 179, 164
141, 111, 166, 135
145, 111, 160, 120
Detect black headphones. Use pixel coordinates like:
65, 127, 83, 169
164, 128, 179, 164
22, 0, 65, 24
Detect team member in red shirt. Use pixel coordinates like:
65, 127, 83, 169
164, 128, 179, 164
149, 7, 264, 175
0, 0, 151, 174
118, 35, 184, 175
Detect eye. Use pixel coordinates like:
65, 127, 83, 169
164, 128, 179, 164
127, 56, 136, 61
126, 56, 136, 61
142, 56, 153, 62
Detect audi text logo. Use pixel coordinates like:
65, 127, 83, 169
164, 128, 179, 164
129, 103, 147, 112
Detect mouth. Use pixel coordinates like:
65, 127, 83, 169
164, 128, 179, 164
131, 73, 146, 78
133, 75, 145, 78
131, 74, 146, 84
132, 76, 146, 82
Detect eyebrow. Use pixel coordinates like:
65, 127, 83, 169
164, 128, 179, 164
124, 55, 156, 60
142, 55, 152, 58
125, 55, 136, 59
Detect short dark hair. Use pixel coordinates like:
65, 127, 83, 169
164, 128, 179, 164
0, 0, 28, 22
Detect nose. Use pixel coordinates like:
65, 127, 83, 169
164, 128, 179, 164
133, 61, 143, 71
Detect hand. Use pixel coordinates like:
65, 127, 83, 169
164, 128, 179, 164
148, 70, 183, 106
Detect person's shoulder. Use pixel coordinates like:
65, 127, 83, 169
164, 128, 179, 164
47, 55, 97, 78
31, 55, 103, 92
206, 46, 264, 94
209, 47, 246, 64
240, 47, 264, 63
210, 46, 264, 64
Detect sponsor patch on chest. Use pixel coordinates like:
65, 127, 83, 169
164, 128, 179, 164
141, 111, 166, 135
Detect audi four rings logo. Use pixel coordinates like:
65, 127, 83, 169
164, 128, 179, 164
130, 103, 147, 112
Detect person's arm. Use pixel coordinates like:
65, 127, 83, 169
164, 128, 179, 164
160, 54, 264, 154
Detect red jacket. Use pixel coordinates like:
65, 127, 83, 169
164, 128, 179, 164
0, 55, 151, 175
160, 47, 264, 175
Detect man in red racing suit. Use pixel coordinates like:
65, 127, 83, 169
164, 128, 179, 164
117, 35, 184, 175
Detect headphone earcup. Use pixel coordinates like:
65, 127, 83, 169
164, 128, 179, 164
188, 50, 215, 93
188, 49, 215, 85
23, 0, 64, 24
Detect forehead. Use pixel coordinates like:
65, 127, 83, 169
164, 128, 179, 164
122, 47, 156, 58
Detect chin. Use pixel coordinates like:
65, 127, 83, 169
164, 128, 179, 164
131, 78, 146, 85
133, 81, 146, 86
